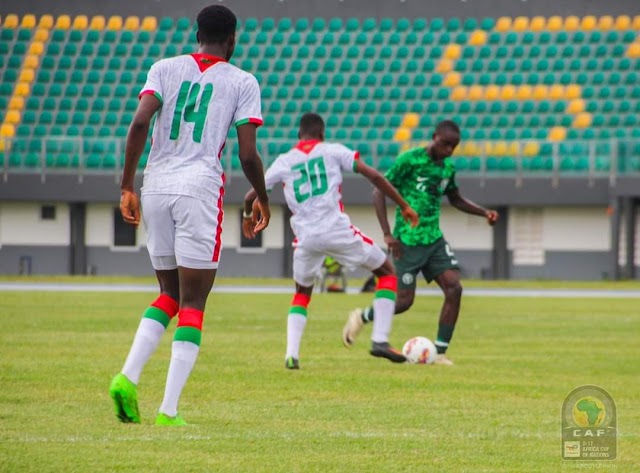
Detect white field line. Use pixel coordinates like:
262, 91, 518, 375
0, 282, 639, 298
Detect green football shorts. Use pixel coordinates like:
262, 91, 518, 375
394, 237, 460, 289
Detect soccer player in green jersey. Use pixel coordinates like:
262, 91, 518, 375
343, 120, 498, 364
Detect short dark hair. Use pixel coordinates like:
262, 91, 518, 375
435, 120, 460, 135
299, 113, 325, 137
196, 5, 237, 45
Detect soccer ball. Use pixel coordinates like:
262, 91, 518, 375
402, 336, 437, 364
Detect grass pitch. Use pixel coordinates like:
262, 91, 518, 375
0, 288, 638, 472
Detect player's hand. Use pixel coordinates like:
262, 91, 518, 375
120, 189, 140, 227
384, 234, 401, 259
401, 205, 419, 228
485, 210, 499, 226
242, 213, 256, 239
253, 198, 270, 234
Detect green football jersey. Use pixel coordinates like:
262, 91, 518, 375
385, 146, 458, 246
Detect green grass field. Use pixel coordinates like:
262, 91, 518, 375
1, 288, 638, 472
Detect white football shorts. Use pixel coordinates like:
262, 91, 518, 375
141, 193, 223, 270
293, 225, 387, 287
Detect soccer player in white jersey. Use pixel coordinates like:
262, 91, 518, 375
109, 5, 270, 426
243, 113, 419, 369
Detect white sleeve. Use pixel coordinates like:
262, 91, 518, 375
335, 144, 360, 173
264, 158, 286, 191
139, 61, 164, 105
233, 74, 263, 128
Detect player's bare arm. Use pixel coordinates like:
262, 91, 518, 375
446, 189, 499, 226
356, 160, 418, 227
119, 94, 161, 227
237, 123, 270, 234
372, 187, 402, 259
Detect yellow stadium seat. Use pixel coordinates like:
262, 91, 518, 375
394, 128, 411, 142
628, 43, 640, 58
485, 85, 500, 100
547, 16, 563, 31
573, 113, 592, 128
566, 84, 581, 99
615, 15, 631, 30
24, 54, 39, 69
28, 41, 44, 55
507, 142, 519, 155
14, 82, 30, 97
469, 30, 487, 46
443, 72, 461, 87
512, 16, 529, 31
21, 14, 36, 28
124, 16, 140, 30
517, 85, 532, 100
444, 44, 461, 60
530, 16, 546, 31
567, 99, 585, 114
38, 14, 54, 29
8, 97, 24, 110
548, 127, 567, 141
460, 142, 475, 155
598, 15, 614, 29
141, 16, 157, 31
564, 16, 580, 31
19, 69, 35, 83
55, 15, 71, 29
495, 16, 511, 32
89, 15, 106, 30
468, 85, 483, 100
549, 85, 565, 100
501, 85, 516, 100
5, 111, 21, 125
581, 16, 597, 30
633, 16, 640, 29
451, 87, 467, 101
523, 142, 540, 156
533, 85, 548, 100
436, 58, 454, 73
402, 113, 420, 128
72, 15, 89, 29
107, 15, 123, 30
34, 28, 49, 42
494, 141, 508, 156
4, 14, 19, 28
0, 124, 16, 138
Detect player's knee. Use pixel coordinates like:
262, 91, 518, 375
395, 295, 414, 314
444, 281, 463, 301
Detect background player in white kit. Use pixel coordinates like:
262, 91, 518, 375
243, 113, 419, 369
110, 5, 270, 426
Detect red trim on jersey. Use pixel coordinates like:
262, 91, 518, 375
338, 184, 345, 212
190, 53, 227, 72
292, 293, 311, 308
218, 141, 226, 159
354, 151, 360, 161
295, 139, 321, 154
139, 89, 158, 99
351, 225, 374, 245
176, 308, 204, 330
376, 275, 398, 292
212, 174, 226, 263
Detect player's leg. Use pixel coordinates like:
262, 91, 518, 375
423, 239, 461, 365
286, 247, 323, 369
157, 265, 216, 426
156, 194, 221, 425
110, 195, 180, 423
367, 258, 406, 362
343, 242, 422, 346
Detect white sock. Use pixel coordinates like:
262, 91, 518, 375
159, 341, 200, 417
121, 318, 166, 385
371, 297, 395, 343
286, 314, 307, 359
